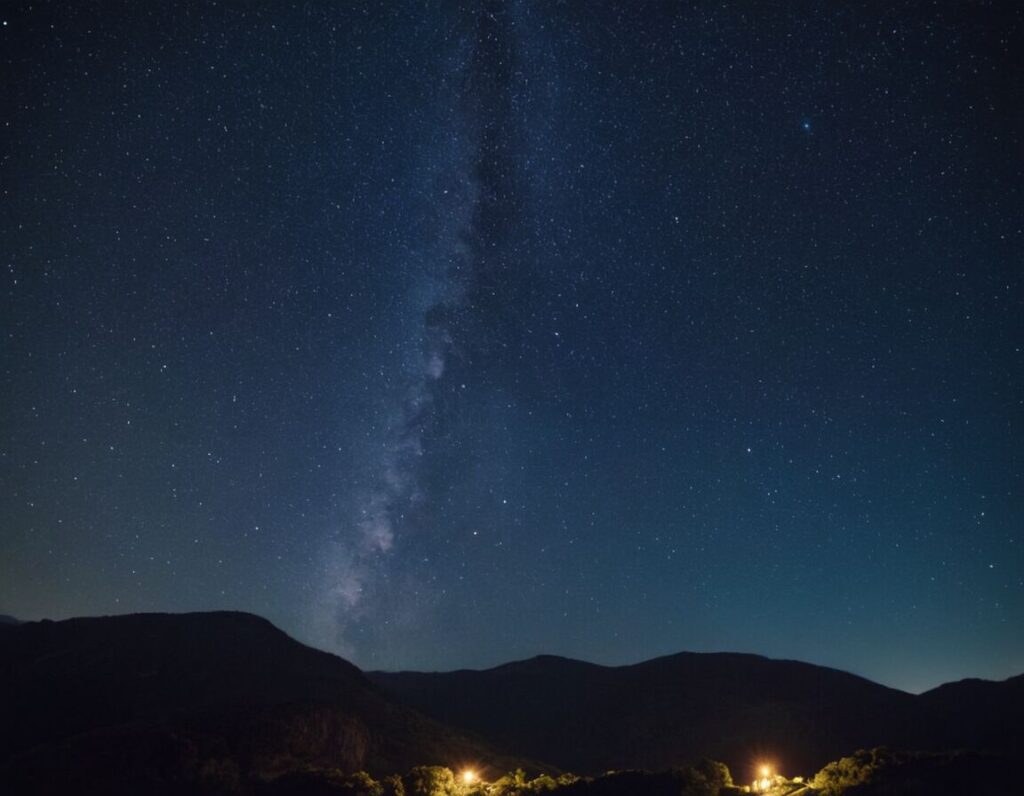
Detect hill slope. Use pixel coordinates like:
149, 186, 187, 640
917, 673, 1024, 753
0, 612, 533, 794
370, 652, 1023, 777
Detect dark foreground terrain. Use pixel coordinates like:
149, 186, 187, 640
1, 612, 1019, 795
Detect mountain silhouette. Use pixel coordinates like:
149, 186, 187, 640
370, 651, 1024, 777
3, 611, 1020, 794
917, 673, 1024, 754
0, 612, 534, 794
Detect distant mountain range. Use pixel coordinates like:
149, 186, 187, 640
370, 652, 1024, 778
1, 611, 1020, 794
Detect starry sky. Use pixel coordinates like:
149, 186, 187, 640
2, 1, 1021, 694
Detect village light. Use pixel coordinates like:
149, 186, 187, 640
753, 764, 773, 792
461, 769, 477, 785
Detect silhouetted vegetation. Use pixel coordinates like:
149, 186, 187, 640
811, 748, 894, 794
809, 747, 1017, 796
254, 764, 728, 796
245, 752, 1018, 796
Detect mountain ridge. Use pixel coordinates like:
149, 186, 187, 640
370, 646, 1023, 777
379, 648, 1024, 695
0, 611, 542, 794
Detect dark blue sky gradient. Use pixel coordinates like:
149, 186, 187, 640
1, 1, 1021, 693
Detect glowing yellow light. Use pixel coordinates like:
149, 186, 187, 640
759, 765, 772, 778
461, 769, 477, 785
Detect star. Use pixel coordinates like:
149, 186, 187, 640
0, 0, 1016, 694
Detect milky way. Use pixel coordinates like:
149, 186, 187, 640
320, 2, 528, 656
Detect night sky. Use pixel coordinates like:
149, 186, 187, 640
2, 2, 1021, 694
